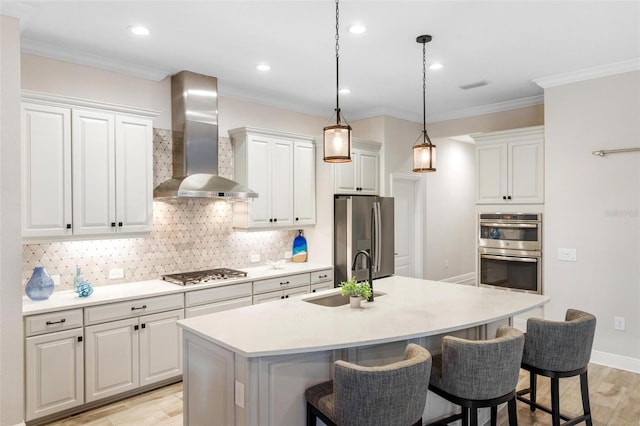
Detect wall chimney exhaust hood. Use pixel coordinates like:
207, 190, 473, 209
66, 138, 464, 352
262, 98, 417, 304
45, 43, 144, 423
153, 71, 258, 201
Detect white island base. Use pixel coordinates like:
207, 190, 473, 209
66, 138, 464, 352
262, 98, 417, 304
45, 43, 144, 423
178, 276, 549, 426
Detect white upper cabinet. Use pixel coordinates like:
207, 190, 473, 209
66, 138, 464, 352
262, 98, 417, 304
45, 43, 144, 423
293, 140, 316, 225
21, 92, 157, 240
230, 127, 316, 229
21, 103, 73, 238
473, 126, 544, 204
333, 139, 381, 195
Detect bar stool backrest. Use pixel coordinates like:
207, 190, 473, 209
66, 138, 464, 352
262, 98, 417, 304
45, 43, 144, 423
523, 309, 596, 373
438, 325, 524, 401
333, 343, 432, 426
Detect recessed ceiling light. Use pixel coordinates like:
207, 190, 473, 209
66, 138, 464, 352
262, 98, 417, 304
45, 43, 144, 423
349, 24, 366, 34
339, 88, 351, 94
128, 25, 149, 36
256, 64, 271, 71
429, 63, 443, 70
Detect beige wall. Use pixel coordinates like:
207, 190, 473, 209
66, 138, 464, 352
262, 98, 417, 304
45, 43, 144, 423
430, 104, 544, 138
544, 71, 640, 366
1, 14, 25, 426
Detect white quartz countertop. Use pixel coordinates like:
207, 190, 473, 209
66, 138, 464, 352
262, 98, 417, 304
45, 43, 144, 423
22, 262, 332, 316
177, 276, 549, 358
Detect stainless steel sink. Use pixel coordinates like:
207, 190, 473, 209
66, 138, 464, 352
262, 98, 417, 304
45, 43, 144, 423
303, 291, 386, 307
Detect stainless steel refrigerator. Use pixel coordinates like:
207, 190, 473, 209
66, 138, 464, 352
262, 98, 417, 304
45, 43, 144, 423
334, 195, 395, 286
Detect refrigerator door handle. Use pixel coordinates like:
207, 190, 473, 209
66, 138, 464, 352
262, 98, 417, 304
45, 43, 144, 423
373, 201, 382, 273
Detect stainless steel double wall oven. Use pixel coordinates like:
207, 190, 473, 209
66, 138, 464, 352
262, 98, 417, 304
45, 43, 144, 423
478, 213, 542, 294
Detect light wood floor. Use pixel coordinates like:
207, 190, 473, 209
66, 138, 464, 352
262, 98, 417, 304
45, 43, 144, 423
43, 363, 639, 426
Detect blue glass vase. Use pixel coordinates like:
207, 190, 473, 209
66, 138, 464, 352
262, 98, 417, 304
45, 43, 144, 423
25, 266, 55, 301
74, 266, 93, 298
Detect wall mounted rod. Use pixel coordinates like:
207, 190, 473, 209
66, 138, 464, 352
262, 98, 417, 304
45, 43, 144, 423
592, 147, 640, 157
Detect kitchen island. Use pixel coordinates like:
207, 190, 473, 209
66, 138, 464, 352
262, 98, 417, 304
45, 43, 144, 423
177, 276, 549, 426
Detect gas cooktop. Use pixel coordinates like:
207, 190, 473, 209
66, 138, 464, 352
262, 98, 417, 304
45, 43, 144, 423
162, 268, 248, 286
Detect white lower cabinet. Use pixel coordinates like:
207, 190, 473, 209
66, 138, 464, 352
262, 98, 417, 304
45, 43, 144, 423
185, 282, 253, 318
310, 268, 334, 293
252, 273, 311, 304
85, 309, 184, 402
25, 327, 84, 421
84, 294, 184, 403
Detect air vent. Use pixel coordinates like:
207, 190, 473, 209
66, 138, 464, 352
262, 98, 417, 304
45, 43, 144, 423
459, 80, 489, 90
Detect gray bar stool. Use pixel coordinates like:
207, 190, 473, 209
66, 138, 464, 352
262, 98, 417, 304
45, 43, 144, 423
305, 343, 432, 426
516, 309, 596, 426
426, 325, 524, 426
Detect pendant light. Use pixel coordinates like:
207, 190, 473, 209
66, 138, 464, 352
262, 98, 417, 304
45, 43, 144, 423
323, 0, 352, 163
413, 35, 436, 172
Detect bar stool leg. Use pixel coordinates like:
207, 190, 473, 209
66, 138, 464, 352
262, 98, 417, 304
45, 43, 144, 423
462, 407, 469, 426
490, 406, 497, 426
551, 377, 561, 426
580, 371, 593, 426
470, 407, 478, 426
507, 397, 518, 426
530, 371, 537, 412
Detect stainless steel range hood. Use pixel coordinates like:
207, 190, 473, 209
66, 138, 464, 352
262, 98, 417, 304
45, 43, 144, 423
153, 71, 258, 201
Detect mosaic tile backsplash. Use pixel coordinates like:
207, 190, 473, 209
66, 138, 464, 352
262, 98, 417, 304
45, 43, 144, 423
22, 129, 298, 290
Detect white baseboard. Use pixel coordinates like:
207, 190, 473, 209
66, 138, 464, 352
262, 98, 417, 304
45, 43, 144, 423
591, 350, 640, 374
441, 272, 476, 286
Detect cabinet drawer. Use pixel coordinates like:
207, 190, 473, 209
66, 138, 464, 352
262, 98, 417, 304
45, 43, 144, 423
185, 296, 252, 318
84, 294, 184, 325
185, 282, 252, 307
25, 309, 83, 337
253, 273, 310, 294
310, 268, 333, 285
310, 282, 333, 293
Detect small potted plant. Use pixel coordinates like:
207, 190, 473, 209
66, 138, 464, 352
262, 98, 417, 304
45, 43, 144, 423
339, 276, 372, 308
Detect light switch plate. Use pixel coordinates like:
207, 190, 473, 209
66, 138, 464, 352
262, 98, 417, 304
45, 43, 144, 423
235, 381, 245, 408
557, 248, 577, 262
284, 251, 292, 259
51, 274, 61, 286
250, 254, 260, 263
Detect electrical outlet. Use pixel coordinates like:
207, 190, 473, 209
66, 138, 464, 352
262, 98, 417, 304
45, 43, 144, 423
284, 251, 292, 259
108, 268, 124, 279
557, 248, 577, 262
614, 316, 626, 331
51, 274, 61, 286
444, 259, 449, 268
250, 254, 260, 263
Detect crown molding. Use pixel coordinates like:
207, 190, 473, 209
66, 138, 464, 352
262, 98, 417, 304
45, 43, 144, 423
20, 38, 170, 81
534, 58, 640, 88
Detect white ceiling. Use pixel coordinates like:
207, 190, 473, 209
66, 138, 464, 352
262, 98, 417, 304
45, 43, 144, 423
2, 1, 639, 123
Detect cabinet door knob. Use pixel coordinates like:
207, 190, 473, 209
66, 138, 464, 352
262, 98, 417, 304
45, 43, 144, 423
111, 222, 116, 227
77, 336, 83, 343
285, 295, 289, 298
280, 295, 285, 299
66, 224, 72, 229
273, 218, 277, 222
269, 218, 273, 223
507, 196, 512, 200
502, 196, 507, 200
118, 222, 123, 227
134, 325, 139, 331
141, 323, 146, 329
295, 217, 299, 221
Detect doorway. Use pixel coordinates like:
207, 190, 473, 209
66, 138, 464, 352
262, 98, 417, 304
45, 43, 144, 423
390, 174, 424, 278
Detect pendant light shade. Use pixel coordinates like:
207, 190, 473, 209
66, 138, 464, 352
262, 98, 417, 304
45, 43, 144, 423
324, 120, 352, 162
323, 0, 352, 163
413, 34, 436, 173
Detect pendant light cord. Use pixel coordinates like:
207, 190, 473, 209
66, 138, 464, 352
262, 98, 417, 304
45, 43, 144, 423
335, 0, 341, 124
